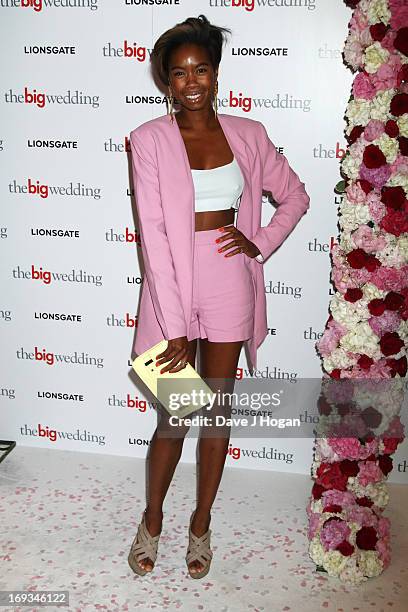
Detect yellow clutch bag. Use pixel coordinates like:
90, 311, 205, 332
132, 340, 215, 419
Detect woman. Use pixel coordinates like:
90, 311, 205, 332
128, 15, 310, 579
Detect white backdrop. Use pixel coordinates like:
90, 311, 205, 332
1, 0, 406, 483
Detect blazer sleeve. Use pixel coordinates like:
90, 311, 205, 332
251, 121, 310, 263
130, 129, 187, 341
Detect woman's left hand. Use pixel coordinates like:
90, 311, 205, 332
215, 225, 261, 259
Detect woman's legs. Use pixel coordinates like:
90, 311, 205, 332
136, 338, 198, 572
188, 338, 243, 575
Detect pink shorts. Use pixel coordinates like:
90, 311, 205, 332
187, 225, 255, 343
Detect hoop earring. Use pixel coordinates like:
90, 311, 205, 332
167, 86, 175, 124
213, 81, 218, 119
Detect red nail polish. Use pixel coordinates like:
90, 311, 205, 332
217, 248, 222, 252
215, 238, 220, 243
218, 227, 224, 232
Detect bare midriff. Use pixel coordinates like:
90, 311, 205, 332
194, 208, 236, 231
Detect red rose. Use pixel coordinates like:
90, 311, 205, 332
317, 463, 348, 491
390, 92, 408, 117
368, 298, 386, 316
394, 27, 408, 57
338, 403, 352, 417
378, 454, 393, 475
381, 186, 405, 210
330, 369, 342, 379
347, 248, 367, 269
382, 437, 400, 454
384, 291, 404, 311
359, 179, 373, 194
386, 356, 407, 377
380, 332, 404, 357
345, 288, 363, 302
316, 462, 330, 477
356, 497, 373, 507
363, 144, 387, 168
399, 136, 408, 157
348, 125, 365, 143
356, 526, 378, 550
384, 120, 399, 138
336, 540, 355, 556
323, 504, 343, 514
365, 254, 381, 272
397, 64, 408, 87
369, 23, 388, 41
361, 406, 382, 429
380, 210, 408, 237
318, 396, 332, 416
312, 483, 325, 500
340, 460, 359, 477
365, 454, 377, 462
358, 355, 374, 370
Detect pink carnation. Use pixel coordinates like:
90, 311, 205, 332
352, 225, 387, 253
316, 320, 348, 356
322, 490, 356, 507
369, 310, 402, 336
371, 266, 408, 292
346, 181, 369, 204
358, 461, 383, 487
324, 379, 355, 404
308, 512, 321, 540
368, 196, 387, 224
372, 54, 402, 92
364, 119, 384, 142
349, 267, 373, 285
378, 517, 391, 539
328, 438, 363, 460
376, 538, 391, 568
345, 505, 378, 527
390, 155, 408, 174
389, 1, 408, 30
349, 7, 368, 33
321, 519, 351, 551
379, 29, 396, 53
353, 71, 376, 99
359, 163, 392, 190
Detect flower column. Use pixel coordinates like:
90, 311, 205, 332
307, 0, 407, 585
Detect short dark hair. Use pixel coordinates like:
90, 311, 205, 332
151, 14, 231, 87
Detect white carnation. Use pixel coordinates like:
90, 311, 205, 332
359, 551, 383, 577
323, 348, 356, 371
340, 321, 382, 357
375, 133, 399, 164
386, 172, 408, 193
341, 154, 361, 180
364, 42, 390, 74
370, 89, 394, 121
397, 115, 408, 138
363, 283, 386, 300
346, 99, 371, 127
339, 202, 371, 231
367, 0, 391, 26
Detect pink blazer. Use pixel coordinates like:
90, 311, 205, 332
130, 112, 310, 370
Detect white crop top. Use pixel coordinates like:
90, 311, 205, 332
191, 157, 244, 213
191, 157, 264, 263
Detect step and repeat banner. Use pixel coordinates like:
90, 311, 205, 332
1, 0, 406, 483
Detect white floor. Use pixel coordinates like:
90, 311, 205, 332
1, 446, 407, 612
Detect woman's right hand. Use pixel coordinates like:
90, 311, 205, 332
155, 336, 190, 374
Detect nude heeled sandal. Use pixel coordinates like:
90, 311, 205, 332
128, 510, 161, 576
185, 510, 213, 579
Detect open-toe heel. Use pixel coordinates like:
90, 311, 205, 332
128, 510, 161, 576
185, 510, 213, 579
